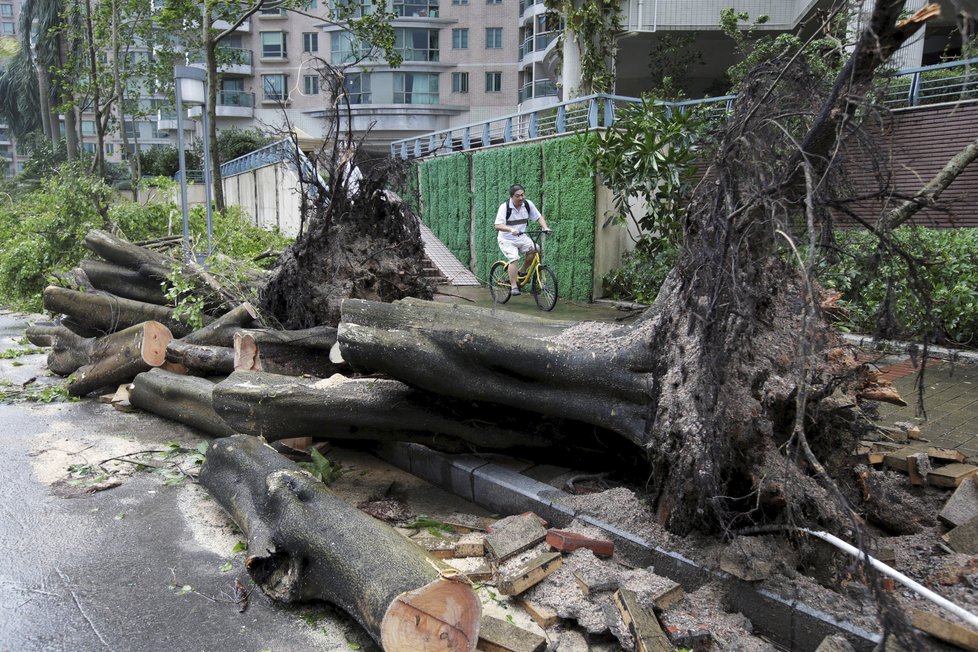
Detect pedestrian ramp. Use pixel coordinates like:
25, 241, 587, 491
419, 222, 480, 286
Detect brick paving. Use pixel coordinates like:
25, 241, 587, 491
419, 222, 480, 286
873, 357, 978, 461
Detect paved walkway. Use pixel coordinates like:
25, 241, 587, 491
873, 357, 978, 461
419, 222, 480, 286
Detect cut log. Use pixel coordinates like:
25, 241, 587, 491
212, 370, 552, 449
238, 325, 338, 350
82, 229, 173, 275
67, 321, 172, 396
129, 368, 236, 437
180, 302, 258, 346
338, 298, 651, 447
166, 341, 236, 376
26, 323, 94, 375
198, 434, 481, 650
233, 332, 339, 377
81, 258, 169, 305
43, 286, 202, 338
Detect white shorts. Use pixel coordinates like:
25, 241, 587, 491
498, 234, 536, 262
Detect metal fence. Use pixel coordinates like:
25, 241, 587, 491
878, 57, 978, 108
389, 93, 735, 161
219, 138, 326, 199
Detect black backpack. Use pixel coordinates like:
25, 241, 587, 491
505, 199, 536, 224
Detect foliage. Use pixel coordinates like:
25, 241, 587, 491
298, 448, 349, 485
718, 8, 847, 92
816, 227, 978, 345
217, 127, 275, 163
602, 241, 679, 304
0, 380, 78, 403
139, 145, 203, 178
190, 204, 292, 265
544, 0, 621, 94
0, 165, 112, 310
419, 154, 471, 266
542, 136, 595, 302
646, 33, 704, 101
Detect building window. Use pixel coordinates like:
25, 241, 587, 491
344, 72, 371, 103
303, 75, 320, 95
487, 0, 501, 4
0, 4, 12, 17
451, 72, 468, 93
485, 71, 501, 92
81, 120, 96, 136
260, 31, 287, 58
451, 0, 468, 5
394, 0, 438, 17
332, 0, 372, 19
83, 143, 97, 155
331, 31, 366, 64
262, 74, 288, 101
394, 72, 439, 104
260, 1, 286, 15
452, 28, 467, 49
105, 143, 115, 154
485, 27, 502, 48
1, 21, 13, 34
395, 28, 438, 62
302, 32, 319, 52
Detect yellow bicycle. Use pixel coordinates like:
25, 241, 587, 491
488, 231, 558, 311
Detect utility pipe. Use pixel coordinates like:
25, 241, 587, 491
801, 529, 978, 631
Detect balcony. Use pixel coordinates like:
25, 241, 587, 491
519, 30, 556, 64
157, 109, 178, 131
216, 91, 256, 118
518, 0, 543, 18
518, 78, 557, 104
213, 18, 250, 32
188, 48, 254, 76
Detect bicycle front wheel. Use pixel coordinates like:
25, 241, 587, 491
531, 265, 558, 311
488, 261, 512, 304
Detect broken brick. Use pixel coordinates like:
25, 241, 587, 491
545, 529, 614, 558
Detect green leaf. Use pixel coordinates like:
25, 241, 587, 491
232, 541, 247, 554
219, 561, 233, 573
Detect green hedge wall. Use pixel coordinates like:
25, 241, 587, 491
542, 137, 595, 302
472, 144, 543, 282
419, 154, 472, 265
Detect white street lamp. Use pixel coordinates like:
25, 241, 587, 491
173, 64, 213, 261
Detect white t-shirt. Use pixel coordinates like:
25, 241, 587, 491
495, 198, 541, 241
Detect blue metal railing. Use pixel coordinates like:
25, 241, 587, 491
220, 138, 326, 199
878, 57, 978, 108
389, 93, 735, 160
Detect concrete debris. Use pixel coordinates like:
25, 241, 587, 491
944, 514, 978, 554
939, 477, 978, 528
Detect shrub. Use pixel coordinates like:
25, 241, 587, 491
602, 240, 679, 304
817, 227, 978, 345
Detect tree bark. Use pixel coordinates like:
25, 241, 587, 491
212, 370, 553, 450
67, 321, 172, 396
179, 302, 258, 346
198, 434, 481, 650
26, 322, 94, 375
81, 259, 170, 305
166, 341, 235, 376
82, 229, 172, 275
338, 298, 650, 446
233, 333, 340, 377
43, 286, 202, 338
129, 368, 235, 437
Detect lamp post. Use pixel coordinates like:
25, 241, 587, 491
173, 64, 208, 261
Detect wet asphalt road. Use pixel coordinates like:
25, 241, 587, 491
0, 309, 368, 652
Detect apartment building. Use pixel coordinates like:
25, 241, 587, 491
1, 0, 966, 173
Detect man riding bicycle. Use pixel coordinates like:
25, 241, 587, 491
494, 184, 551, 296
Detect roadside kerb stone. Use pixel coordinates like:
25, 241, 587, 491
472, 464, 576, 526
373, 441, 489, 503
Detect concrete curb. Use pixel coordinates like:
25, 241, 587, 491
374, 442, 882, 652
843, 333, 978, 364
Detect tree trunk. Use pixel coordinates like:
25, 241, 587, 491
204, 35, 225, 212
165, 341, 235, 376
81, 259, 169, 305
179, 302, 258, 346
43, 286, 202, 338
212, 370, 554, 450
338, 298, 650, 446
198, 435, 481, 651
129, 368, 235, 437
67, 321, 172, 396
26, 323, 94, 375
233, 333, 339, 377
82, 229, 172, 275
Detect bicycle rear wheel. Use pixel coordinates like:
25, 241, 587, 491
531, 265, 558, 311
488, 261, 512, 304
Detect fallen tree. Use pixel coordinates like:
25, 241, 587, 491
335, 1, 940, 537
43, 286, 203, 338
212, 370, 554, 450
130, 368, 235, 436
66, 321, 172, 396
199, 434, 481, 651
